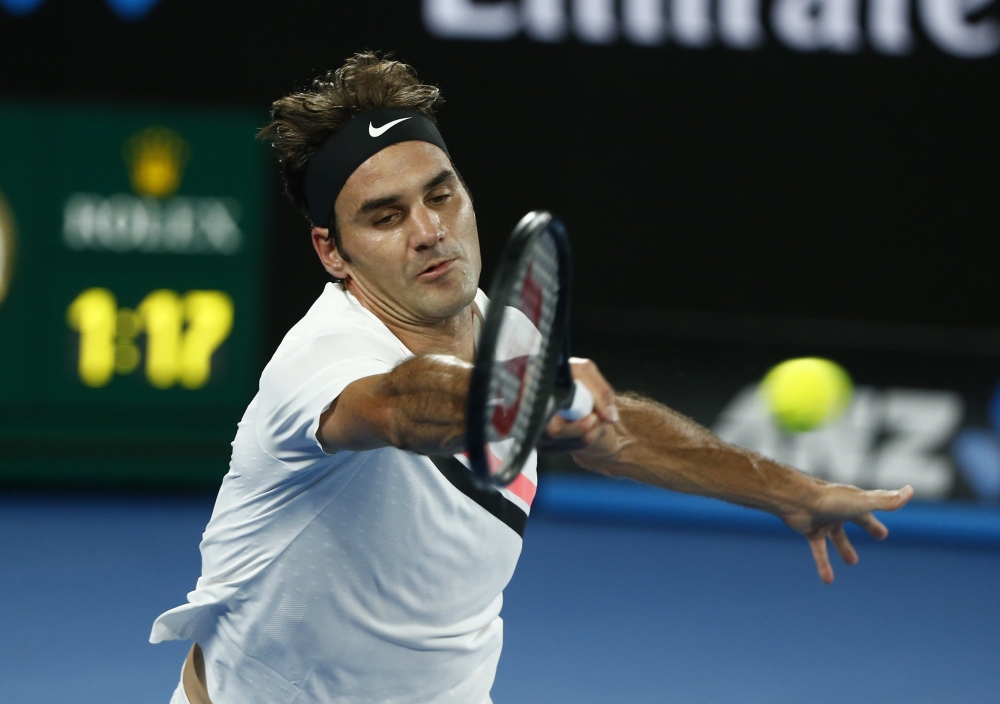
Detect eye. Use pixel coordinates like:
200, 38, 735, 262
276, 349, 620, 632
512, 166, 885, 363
374, 213, 397, 226
429, 191, 452, 205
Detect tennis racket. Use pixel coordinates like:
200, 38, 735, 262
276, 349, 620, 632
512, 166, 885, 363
466, 211, 594, 487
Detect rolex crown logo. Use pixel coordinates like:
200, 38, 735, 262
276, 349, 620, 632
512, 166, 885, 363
124, 126, 191, 199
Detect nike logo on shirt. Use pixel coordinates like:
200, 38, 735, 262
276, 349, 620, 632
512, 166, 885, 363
369, 117, 412, 137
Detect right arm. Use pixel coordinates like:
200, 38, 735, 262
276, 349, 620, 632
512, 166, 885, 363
316, 354, 472, 456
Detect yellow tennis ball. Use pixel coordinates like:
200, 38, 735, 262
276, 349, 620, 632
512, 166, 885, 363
760, 357, 853, 433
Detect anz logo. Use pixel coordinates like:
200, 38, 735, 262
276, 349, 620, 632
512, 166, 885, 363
714, 384, 965, 499
1, 0, 160, 20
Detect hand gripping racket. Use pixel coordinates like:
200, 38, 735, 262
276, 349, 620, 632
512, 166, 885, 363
467, 211, 594, 487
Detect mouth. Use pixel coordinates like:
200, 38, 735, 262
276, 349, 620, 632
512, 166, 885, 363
417, 258, 458, 281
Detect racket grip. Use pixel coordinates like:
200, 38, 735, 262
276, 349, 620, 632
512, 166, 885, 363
558, 379, 595, 421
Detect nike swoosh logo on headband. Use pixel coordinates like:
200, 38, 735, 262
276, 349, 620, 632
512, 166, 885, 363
369, 117, 412, 137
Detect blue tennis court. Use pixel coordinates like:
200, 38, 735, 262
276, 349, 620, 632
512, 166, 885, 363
2, 482, 997, 703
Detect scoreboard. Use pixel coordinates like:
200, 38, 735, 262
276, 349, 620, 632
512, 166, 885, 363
0, 103, 266, 487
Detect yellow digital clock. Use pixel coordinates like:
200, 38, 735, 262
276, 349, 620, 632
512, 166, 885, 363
0, 102, 267, 488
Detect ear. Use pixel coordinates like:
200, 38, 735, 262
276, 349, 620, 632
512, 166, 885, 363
311, 227, 351, 281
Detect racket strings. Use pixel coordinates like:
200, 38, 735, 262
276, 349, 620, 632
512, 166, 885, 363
485, 232, 560, 466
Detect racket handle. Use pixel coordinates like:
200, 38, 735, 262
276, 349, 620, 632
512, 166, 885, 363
558, 379, 595, 421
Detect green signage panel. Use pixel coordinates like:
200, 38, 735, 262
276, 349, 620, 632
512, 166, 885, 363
0, 103, 267, 486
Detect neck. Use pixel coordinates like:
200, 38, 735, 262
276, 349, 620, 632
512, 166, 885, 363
345, 281, 476, 362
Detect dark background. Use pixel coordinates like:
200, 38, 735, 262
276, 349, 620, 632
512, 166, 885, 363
2, 0, 998, 498
3, 0, 997, 358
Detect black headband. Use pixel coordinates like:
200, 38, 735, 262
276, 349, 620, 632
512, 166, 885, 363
303, 108, 450, 227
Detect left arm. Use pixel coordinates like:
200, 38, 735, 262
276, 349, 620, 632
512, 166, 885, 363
545, 359, 914, 584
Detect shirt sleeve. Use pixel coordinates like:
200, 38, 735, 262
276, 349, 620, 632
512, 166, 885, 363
255, 329, 404, 464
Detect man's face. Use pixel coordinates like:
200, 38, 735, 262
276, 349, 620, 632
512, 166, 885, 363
317, 141, 481, 323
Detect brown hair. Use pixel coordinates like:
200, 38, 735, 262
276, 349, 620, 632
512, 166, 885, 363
259, 51, 444, 253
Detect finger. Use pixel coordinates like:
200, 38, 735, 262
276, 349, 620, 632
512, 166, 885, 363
544, 413, 570, 438
535, 433, 588, 454
865, 485, 914, 512
545, 411, 600, 440
852, 512, 889, 540
809, 534, 834, 584
577, 420, 611, 448
569, 357, 619, 423
829, 525, 858, 566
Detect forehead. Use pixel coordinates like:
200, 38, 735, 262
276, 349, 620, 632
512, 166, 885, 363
337, 141, 452, 213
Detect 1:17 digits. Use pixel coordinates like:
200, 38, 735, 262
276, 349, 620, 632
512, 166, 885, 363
67, 288, 234, 389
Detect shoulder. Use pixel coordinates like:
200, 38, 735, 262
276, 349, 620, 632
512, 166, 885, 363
275, 284, 408, 360
277, 284, 402, 349
260, 283, 409, 396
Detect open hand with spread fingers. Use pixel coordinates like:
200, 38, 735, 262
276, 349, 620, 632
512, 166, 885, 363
779, 483, 914, 584
554, 373, 918, 585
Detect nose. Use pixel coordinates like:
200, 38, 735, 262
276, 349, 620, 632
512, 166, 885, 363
409, 202, 443, 252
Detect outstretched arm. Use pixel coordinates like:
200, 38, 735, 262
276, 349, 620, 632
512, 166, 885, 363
547, 359, 914, 584
317, 354, 470, 456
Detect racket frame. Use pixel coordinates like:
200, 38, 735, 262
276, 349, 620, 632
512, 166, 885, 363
467, 211, 573, 487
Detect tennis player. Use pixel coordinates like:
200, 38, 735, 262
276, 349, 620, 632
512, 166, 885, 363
151, 52, 914, 704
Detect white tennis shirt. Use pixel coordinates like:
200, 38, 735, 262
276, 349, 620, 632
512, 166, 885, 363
151, 283, 538, 704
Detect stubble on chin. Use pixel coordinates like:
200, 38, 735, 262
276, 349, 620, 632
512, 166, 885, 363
413, 265, 478, 320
